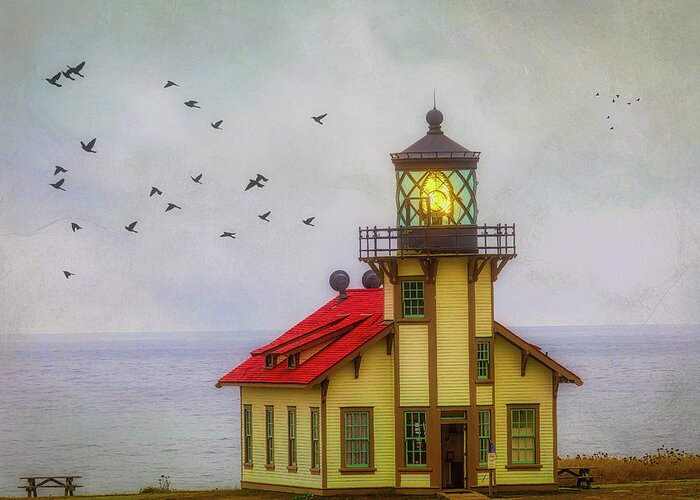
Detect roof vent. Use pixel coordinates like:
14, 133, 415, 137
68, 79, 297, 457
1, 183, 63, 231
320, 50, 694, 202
329, 270, 350, 302
362, 270, 381, 289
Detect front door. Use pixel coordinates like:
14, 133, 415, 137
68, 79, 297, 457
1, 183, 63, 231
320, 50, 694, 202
441, 423, 465, 489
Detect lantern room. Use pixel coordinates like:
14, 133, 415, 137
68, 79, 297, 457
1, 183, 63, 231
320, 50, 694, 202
392, 106, 480, 228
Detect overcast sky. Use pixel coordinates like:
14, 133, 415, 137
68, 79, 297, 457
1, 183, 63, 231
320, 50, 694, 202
1, 0, 698, 334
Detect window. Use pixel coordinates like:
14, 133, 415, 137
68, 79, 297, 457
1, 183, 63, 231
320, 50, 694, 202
478, 410, 491, 467
265, 407, 274, 466
508, 405, 539, 466
265, 354, 275, 368
404, 411, 427, 466
311, 408, 320, 471
402, 280, 425, 318
243, 406, 253, 465
477, 341, 491, 380
341, 408, 373, 470
288, 408, 297, 468
287, 353, 299, 368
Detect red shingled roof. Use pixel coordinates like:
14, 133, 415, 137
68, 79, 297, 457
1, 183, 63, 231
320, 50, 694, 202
217, 289, 391, 387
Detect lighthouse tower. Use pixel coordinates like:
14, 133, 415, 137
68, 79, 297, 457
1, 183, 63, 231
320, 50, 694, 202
359, 106, 516, 489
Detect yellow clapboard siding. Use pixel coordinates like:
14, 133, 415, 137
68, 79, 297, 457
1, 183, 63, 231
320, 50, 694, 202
326, 339, 395, 488
240, 386, 322, 488
494, 336, 554, 485
435, 258, 469, 406
398, 259, 423, 276
476, 384, 493, 406
475, 265, 493, 337
398, 323, 429, 406
400, 473, 431, 487
383, 278, 394, 321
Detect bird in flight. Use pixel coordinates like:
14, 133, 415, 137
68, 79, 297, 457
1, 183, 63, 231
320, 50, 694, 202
45, 72, 62, 87
627, 102, 631, 105
66, 61, 85, 77
312, 113, 327, 125
125, 221, 139, 233
62, 70, 75, 81
610, 126, 614, 130
54, 165, 68, 175
258, 211, 271, 222
636, 98, 640, 101
190, 173, 203, 184
50, 178, 66, 191
606, 116, 610, 119
184, 100, 200, 108
81, 138, 97, 153
615, 94, 620, 98
63, 271, 75, 279
71, 222, 82, 232
612, 99, 616, 103
220, 232, 237, 238
149, 186, 163, 197
164, 80, 179, 88
595, 92, 599, 96
165, 203, 181, 212
211, 120, 223, 130
245, 173, 268, 191
303, 217, 315, 227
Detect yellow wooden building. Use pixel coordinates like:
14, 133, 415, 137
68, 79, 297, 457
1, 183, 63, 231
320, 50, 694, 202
218, 106, 582, 496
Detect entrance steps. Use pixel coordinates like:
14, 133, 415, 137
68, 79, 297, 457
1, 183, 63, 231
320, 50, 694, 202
438, 490, 489, 500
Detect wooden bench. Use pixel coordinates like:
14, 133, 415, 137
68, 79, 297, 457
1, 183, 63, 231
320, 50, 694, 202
557, 467, 600, 488
19, 477, 83, 497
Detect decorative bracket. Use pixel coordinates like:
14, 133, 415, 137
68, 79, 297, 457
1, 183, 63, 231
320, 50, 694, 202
320, 378, 330, 402
520, 350, 529, 377
353, 355, 362, 379
386, 332, 394, 356
491, 257, 511, 282
418, 258, 439, 283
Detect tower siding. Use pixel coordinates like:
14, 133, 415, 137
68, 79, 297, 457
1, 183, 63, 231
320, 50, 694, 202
475, 265, 493, 337
398, 324, 430, 406
435, 257, 470, 406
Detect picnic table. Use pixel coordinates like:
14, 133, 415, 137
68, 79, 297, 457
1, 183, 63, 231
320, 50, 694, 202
557, 466, 599, 488
19, 476, 83, 497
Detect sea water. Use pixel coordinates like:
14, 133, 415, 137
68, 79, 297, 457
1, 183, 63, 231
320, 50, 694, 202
0, 325, 698, 495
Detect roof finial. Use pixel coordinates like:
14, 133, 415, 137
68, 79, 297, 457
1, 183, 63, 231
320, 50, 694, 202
433, 90, 436, 110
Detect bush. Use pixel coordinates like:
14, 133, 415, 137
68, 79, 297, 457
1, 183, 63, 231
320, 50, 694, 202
559, 446, 700, 483
291, 493, 314, 500
139, 475, 172, 494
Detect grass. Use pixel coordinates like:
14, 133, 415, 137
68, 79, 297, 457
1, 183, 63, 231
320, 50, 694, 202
559, 446, 700, 484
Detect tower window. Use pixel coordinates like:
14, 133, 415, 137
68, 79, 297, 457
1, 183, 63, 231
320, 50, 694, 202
477, 341, 491, 380
402, 280, 425, 318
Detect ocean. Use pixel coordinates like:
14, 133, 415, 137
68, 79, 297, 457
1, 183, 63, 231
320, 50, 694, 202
0, 325, 698, 495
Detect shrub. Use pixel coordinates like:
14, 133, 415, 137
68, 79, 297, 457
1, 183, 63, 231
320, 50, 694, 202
291, 493, 314, 500
559, 446, 700, 483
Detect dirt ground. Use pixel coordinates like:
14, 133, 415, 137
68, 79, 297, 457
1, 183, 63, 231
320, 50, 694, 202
3, 480, 700, 500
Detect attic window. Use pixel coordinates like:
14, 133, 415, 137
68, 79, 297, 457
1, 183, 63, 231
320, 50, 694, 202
265, 354, 275, 368
287, 353, 300, 368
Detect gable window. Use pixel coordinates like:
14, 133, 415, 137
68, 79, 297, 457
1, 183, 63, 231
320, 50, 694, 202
477, 341, 491, 380
478, 409, 491, 467
243, 405, 253, 466
265, 354, 275, 368
287, 353, 299, 368
265, 406, 274, 467
310, 408, 320, 472
507, 405, 540, 468
287, 407, 297, 469
401, 280, 425, 318
340, 408, 374, 472
404, 411, 427, 466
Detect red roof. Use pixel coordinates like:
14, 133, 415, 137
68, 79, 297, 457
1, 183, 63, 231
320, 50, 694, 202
217, 289, 390, 386
217, 287, 582, 387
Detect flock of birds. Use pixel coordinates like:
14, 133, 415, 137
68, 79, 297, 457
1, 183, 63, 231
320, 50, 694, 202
45, 65, 323, 279
595, 91, 642, 130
